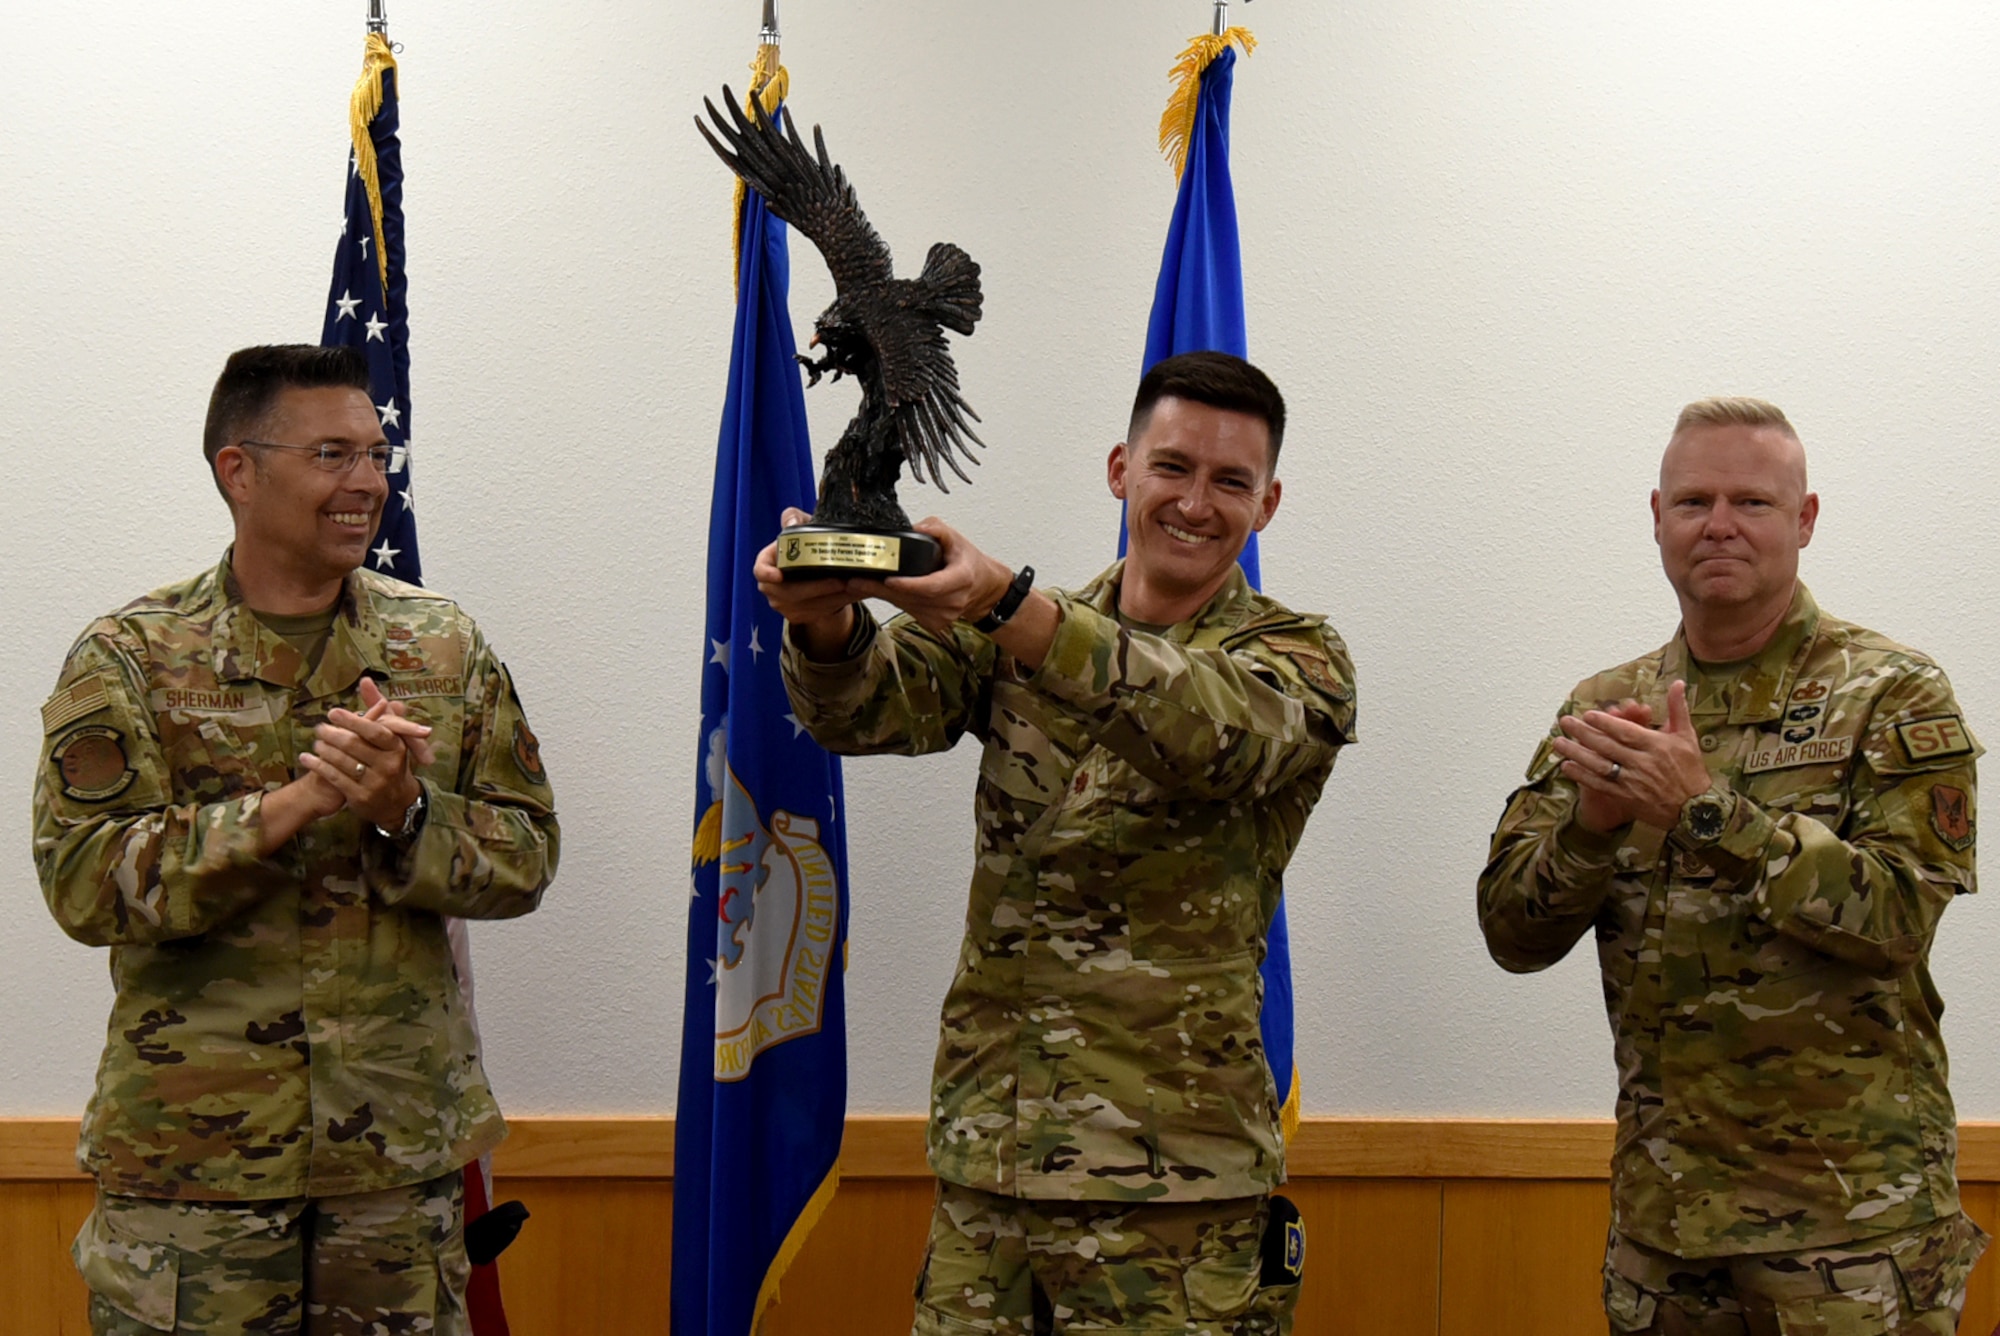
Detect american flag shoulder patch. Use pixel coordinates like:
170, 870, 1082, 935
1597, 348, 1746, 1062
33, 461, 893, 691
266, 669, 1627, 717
42, 676, 111, 736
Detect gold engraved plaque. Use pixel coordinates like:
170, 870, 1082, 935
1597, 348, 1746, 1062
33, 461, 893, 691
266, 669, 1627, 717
779, 531, 902, 573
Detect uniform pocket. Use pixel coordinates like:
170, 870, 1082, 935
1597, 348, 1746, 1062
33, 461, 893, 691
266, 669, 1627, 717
73, 1203, 179, 1332
1771, 1292, 1889, 1336
1890, 1211, 1989, 1316
1602, 1270, 1657, 1333
1183, 1247, 1259, 1319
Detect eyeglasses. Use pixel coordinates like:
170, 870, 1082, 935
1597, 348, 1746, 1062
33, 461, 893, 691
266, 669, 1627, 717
240, 439, 398, 474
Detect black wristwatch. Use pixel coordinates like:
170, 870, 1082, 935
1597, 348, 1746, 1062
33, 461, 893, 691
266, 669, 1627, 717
1675, 788, 1734, 848
375, 786, 428, 843
972, 565, 1035, 633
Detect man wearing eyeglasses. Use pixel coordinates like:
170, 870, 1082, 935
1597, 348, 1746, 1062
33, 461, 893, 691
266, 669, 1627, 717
32, 344, 559, 1335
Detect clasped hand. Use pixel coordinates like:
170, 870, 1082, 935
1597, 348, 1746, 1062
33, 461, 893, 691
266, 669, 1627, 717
293, 676, 437, 828
752, 508, 1013, 636
1551, 679, 1712, 832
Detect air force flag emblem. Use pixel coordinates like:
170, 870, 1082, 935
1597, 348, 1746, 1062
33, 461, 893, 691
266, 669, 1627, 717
695, 723, 841, 1080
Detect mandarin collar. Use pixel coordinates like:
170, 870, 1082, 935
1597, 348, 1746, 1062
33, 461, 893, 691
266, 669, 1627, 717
1656, 583, 1821, 724
1078, 560, 1258, 645
209, 549, 391, 694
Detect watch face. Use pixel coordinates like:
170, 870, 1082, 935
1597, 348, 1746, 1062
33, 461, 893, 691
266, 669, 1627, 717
1689, 796, 1727, 842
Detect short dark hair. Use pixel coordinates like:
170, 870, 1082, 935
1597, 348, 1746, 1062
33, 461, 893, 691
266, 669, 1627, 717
203, 344, 371, 477
1127, 351, 1287, 469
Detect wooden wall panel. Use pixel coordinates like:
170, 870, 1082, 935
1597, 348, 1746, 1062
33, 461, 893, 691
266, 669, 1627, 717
0, 1181, 91, 1336
1290, 1179, 1443, 1335
1958, 1181, 1999, 1335
1438, 1179, 1610, 1336
764, 1178, 933, 1335
12, 1122, 2000, 1335
489, 1178, 675, 1334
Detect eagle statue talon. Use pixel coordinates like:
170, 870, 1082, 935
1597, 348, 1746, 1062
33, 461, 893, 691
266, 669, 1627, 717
796, 352, 828, 388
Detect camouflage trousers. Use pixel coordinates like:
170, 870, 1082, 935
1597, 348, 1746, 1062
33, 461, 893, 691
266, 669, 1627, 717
1602, 1213, 1989, 1335
74, 1172, 471, 1335
911, 1180, 1302, 1335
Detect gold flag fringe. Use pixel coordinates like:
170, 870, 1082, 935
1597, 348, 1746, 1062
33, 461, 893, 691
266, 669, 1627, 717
752, 1159, 842, 1329
348, 32, 398, 301
691, 801, 723, 865
731, 43, 791, 286
1158, 27, 1256, 182
1280, 1062, 1301, 1146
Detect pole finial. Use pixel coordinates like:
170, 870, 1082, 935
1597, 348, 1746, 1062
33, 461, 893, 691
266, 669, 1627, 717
368, 0, 388, 36
761, 0, 780, 45
1213, 0, 1227, 35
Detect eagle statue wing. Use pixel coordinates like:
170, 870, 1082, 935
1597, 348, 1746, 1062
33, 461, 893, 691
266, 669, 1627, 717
697, 87, 893, 294
875, 243, 986, 489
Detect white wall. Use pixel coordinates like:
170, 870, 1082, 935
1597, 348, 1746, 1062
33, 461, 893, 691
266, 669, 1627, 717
6, 0, 2000, 1122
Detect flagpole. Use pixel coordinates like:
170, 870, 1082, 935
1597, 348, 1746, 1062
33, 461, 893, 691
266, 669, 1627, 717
761, 0, 779, 44
368, 0, 387, 36
1213, 0, 1227, 35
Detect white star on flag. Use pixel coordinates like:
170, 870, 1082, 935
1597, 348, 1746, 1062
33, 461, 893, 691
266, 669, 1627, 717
706, 958, 719, 986
376, 399, 402, 429
364, 314, 387, 342
710, 639, 730, 672
785, 713, 806, 738
748, 626, 765, 660
389, 444, 409, 474
371, 539, 401, 569
399, 488, 416, 515
358, 233, 371, 259
334, 290, 361, 321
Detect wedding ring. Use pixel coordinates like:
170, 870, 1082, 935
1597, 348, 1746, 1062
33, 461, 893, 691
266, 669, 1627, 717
355, 761, 366, 776
1608, 762, 1622, 782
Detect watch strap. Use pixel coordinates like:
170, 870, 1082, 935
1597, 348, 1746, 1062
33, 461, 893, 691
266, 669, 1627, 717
375, 785, 427, 842
972, 565, 1035, 634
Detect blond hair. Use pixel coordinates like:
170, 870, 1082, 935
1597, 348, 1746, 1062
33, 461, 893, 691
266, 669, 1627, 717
1671, 396, 1797, 442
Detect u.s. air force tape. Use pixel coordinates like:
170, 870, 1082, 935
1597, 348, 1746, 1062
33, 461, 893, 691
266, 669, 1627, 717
51, 724, 136, 802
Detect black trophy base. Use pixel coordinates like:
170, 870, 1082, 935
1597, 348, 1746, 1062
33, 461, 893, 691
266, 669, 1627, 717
775, 523, 942, 581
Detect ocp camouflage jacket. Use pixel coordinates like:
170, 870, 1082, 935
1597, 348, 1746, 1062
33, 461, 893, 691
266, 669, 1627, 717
33, 554, 559, 1201
1480, 586, 1977, 1257
783, 561, 1354, 1202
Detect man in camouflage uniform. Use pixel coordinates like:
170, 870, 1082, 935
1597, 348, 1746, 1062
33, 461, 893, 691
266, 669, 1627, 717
1479, 397, 1985, 1334
757, 352, 1353, 1334
33, 345, 560, 1335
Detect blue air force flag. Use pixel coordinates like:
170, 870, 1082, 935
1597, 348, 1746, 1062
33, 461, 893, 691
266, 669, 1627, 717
323, 32, 420, 584
673, 94, 851, 1336
1135, 30, 1300, 1133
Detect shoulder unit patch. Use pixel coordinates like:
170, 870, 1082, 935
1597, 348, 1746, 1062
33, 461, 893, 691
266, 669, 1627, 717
51, 724, 136, 802
1897, 715, 1975, 765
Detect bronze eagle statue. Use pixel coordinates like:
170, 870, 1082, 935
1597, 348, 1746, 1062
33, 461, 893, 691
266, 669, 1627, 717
698, 86, 985, 532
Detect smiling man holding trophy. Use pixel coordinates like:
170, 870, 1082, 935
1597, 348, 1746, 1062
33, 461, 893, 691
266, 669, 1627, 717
704, 84, 1355, 1334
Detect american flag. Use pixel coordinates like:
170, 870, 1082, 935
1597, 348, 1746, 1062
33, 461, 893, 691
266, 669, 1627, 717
322, 32, 420, 584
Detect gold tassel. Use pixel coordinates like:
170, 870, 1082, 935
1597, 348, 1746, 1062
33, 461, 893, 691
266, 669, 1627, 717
731, 43, 792, 286
752, 1159, 842, 1327
1158, 27, 1256, 182
692, 801, 724, 865
348, 32, 398, 300
1279, 1061, 1301, 1146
